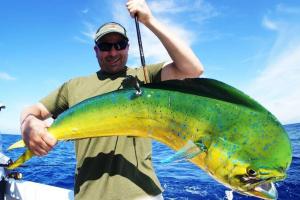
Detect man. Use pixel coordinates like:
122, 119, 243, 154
20, 0, 203, 199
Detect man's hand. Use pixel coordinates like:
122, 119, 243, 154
21, 115, 57, 156
126, 0, 204, 82
126, 0, 153, 24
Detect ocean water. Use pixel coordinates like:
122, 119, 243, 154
0, 123, 299, 199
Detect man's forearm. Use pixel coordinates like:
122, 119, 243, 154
143, 17, 204, 78
20, 103, 51, 126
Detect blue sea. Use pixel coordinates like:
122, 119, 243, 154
1, 123, 299, 200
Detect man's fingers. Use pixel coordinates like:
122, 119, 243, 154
42, 132, 57, 148
20, 114, 55, 156
126, 0, 151, 23
127, 4, 137, 18
28, 134, 54, 156
28, 139, 49, 156
32, 146, 48, 156
42, 122, 57, 147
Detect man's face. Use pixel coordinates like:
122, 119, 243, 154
94, 33, 129, 74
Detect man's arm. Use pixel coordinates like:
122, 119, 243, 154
126, 0, 204, 81
20, 103, 57, 156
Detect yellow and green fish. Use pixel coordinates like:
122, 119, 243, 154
8, 77, 292, 199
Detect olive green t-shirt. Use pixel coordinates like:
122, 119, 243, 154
40, 63, 165, 200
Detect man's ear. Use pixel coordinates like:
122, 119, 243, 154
94, 45, 98, 52
94, 45, 99, 55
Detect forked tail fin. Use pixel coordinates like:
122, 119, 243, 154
7, 140, 26, 150
6, 149, 34, 170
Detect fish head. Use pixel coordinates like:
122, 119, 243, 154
228, 161, 287, 199
204, 121, 292, 199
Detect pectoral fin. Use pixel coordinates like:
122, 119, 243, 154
6, 149, 34, 170
161, 140, 207, 163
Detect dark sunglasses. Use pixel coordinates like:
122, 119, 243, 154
97, 40, 128, 51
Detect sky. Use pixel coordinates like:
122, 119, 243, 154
0, 0, 299, 134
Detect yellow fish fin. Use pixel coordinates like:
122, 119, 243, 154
7, 140, 26, 150
6, 149, 34, 170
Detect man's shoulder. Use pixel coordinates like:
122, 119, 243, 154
127, 62, 166, 70
125, 62, 165, 83
67, 72, 97, 85
127, 62, 165, 76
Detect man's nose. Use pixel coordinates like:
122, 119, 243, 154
108, 46, 118, 56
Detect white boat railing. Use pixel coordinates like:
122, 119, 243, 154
0, 104, 73, 200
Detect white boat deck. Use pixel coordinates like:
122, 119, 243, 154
4, 178, 73, 200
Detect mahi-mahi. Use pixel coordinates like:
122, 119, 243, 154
8, 78, 292, 199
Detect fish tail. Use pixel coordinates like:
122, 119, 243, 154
7, 140, 26, 150
6, 149, 34, 170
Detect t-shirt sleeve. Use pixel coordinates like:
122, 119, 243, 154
39, 82, 69, 118
146, 62, 166, 83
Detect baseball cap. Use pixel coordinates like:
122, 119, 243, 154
95, 22, 128, 43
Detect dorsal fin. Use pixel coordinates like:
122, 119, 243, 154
144, 78, 267, 113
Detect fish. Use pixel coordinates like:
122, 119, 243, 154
7, 77, 292, 199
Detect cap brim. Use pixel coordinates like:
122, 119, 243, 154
95, 31, 128, 42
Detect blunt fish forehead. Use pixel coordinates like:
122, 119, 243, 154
227, 119, 292, 169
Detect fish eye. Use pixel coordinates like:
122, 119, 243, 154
247, 168, 257, 177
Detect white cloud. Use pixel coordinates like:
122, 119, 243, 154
262, 17, 278, 31
148, 0, 180, 14
75, 0, 218, 53
81, 8, 89, 14
111, 0, 212, 65
73, 21, 96, 45
73, 36, 90, 44
149, 0, 219, 21
81, 21, 97, 40
0, 72, 16, 81
111, 1, 171, 64
247, 13, 300, 124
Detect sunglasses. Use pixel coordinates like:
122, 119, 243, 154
97, 40, 128, 51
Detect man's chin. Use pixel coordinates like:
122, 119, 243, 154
101, 66, 126, 74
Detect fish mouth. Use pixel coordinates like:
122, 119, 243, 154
250, 181, 278, 200
236, 175, 280, 199
246, 171, 286, 199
